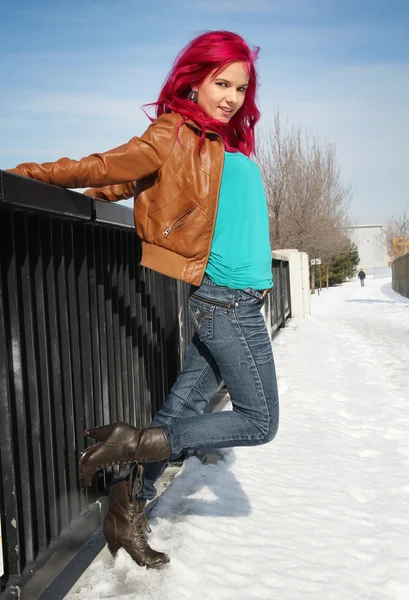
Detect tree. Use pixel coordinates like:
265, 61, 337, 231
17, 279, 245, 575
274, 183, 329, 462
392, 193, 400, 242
328, 241, 360, 285
257, 112, 298, 247
258, 112, 352, 254
257, 110, 353, 292
382, 206, 409, 260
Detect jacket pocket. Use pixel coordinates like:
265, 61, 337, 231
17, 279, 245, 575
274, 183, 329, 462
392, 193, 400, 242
162, 206, 196, 238
144, 196, 206, 258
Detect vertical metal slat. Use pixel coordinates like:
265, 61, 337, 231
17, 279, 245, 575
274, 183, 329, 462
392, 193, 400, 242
53, 220, 79, 522
0, 212, 20, 583
41, 219, 69, 533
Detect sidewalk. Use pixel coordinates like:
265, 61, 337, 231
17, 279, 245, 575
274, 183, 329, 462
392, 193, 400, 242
62, 278, 409, 600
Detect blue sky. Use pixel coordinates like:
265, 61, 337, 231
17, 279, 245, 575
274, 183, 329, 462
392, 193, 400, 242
1, 0, 408, 224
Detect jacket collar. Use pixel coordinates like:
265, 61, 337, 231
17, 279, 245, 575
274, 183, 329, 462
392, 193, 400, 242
184, 117, 222, 139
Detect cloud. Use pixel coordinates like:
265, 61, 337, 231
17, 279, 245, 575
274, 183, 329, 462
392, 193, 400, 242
8, 92, 147, 120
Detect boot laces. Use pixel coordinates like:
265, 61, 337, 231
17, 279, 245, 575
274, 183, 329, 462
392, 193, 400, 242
127, 465, 152, 549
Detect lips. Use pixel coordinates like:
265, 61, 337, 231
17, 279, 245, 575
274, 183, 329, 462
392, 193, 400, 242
219, 106, 233, 115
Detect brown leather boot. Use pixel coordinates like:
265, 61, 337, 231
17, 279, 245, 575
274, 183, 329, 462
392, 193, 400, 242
79, 422, 171, 488
103, 476, 170, 569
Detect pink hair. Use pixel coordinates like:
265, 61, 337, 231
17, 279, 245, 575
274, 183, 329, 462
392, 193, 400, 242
147, 31, 260, 156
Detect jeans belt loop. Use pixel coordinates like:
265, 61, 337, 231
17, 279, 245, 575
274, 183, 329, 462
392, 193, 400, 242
260, 287, 272, 300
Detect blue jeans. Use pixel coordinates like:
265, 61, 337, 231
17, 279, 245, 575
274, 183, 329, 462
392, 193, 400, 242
137, 276, 279, 500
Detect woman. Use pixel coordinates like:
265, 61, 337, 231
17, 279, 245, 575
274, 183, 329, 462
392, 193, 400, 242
7, 30, 279, 569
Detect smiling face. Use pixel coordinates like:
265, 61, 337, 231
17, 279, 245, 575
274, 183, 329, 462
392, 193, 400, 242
193, 61, 250, 123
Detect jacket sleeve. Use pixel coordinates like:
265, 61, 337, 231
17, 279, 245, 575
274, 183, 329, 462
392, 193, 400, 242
83, 181, 136, 202
6, 113, 178, 189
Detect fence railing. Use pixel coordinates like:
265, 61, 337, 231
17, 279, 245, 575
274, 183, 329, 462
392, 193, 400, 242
392, 253, 409, 299
0, 171, 290, 599
266, 259, 291, 334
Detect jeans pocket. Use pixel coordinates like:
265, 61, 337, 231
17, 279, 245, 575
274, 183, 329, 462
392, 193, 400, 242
189, 297, 215, 341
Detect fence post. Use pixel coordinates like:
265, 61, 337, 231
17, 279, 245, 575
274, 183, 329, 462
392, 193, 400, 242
279, 260, 286, 328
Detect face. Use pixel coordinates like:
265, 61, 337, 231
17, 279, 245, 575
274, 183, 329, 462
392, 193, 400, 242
193, 61, 249, 123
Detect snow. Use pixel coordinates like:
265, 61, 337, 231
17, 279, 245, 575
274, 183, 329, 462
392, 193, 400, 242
66, 278, 409, 600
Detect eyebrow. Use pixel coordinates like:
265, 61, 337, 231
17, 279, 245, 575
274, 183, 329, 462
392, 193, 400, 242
214, 78, 249, 87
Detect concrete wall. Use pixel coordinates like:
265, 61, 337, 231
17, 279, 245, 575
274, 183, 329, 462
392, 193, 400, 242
275, 249, 311, 318
350, 225, 389, 270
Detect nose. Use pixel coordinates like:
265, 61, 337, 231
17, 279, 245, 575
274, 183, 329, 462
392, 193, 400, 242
225, 87, 238, 106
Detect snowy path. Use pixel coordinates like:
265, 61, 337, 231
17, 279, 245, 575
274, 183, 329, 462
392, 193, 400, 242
67, 278, 409, 600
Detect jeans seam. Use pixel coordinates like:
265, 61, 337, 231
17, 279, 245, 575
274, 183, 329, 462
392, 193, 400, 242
171, 430, 267, 455
231, 310, 271, 434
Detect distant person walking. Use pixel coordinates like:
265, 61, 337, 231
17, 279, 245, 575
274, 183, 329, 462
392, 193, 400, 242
358, 269, 366, 287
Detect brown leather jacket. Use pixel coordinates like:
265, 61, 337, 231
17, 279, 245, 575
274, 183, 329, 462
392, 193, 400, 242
8, 113, 225, 285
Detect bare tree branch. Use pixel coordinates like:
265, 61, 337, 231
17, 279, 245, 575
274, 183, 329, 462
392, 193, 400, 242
257, 110, 353, 263
382, 206, 409, 259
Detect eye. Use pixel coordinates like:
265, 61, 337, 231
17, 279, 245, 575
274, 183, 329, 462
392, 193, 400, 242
216, 82, 228, 88
238, 87, 247, 93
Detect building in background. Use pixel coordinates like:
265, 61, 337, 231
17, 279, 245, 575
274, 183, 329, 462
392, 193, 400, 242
350, 224, 391, 278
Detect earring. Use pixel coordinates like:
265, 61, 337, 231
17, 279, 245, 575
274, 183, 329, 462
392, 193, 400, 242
187, 90, 198, 103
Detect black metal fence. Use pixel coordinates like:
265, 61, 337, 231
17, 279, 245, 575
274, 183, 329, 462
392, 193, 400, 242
0, 171, 290, 599
266, 258, 291, 335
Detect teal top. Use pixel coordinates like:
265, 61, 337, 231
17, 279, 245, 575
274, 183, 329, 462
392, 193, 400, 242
206, 151, 273, 290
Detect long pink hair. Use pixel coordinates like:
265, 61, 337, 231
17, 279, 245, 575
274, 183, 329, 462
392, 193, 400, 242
149, 31, 260, 156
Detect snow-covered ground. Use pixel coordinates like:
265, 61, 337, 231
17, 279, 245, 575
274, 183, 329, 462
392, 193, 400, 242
67, 278, 409, 600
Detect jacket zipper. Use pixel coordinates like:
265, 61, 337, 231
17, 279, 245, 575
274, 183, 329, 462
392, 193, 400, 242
163, 207, 196, 238
191, 292, 232, 312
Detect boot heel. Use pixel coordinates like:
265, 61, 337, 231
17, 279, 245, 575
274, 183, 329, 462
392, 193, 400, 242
78, 442, 102, 488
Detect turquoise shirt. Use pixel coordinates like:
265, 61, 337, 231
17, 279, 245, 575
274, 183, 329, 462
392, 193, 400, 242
206, 151, 273, 290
